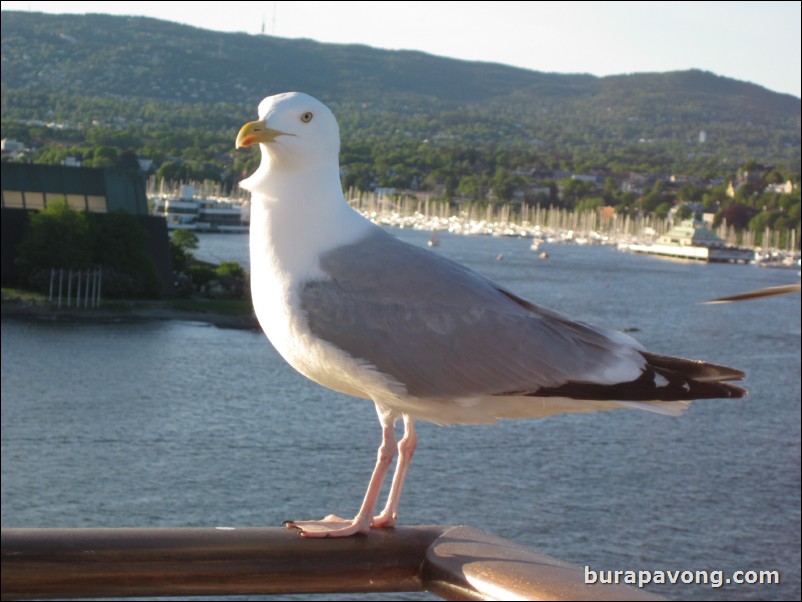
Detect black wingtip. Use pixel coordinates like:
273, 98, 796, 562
527, 356, 747, 403
641, 351, 745, 383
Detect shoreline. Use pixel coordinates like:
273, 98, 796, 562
0, 297, 260, 330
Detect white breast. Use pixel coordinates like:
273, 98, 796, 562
248, 193, 402, 403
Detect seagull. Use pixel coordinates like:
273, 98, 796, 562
236, 92, 746, 538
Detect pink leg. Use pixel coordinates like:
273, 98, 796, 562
373, 415, 417, 527
286, 415, 398, 538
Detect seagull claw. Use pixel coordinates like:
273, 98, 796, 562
285, 514, 371, 538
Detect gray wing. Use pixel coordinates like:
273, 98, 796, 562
300, 228, 646, 400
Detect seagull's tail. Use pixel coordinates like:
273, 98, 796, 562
640, 351, 747, 401
532, 352, 746, 403
614, 353, 747, 416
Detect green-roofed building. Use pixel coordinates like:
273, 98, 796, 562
1, 162, 149, 214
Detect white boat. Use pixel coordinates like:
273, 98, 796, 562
626, 220, 753, 264
151, 185, 249, 233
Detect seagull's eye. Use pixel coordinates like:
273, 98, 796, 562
300, 111, 314, 123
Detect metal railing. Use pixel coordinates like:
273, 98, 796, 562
1, 525, 662, 601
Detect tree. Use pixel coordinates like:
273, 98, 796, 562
216, 261, 247, 298
93, 210, 161, 297
558, 178, 596, 210
490, 167, 515, 201
187, 265, 217, 294
677, 183, 704, 203
16, 200, 93, 277
456, 174, 487, 200
170, 229, 199, 274
575, 197, 604, 214
33, 146, 74, 165
702, 186, 729, 212
675, 204, 695, 221
639, 180, 677, 213
171, 229, 199, 251
15, 202, 161, 297
654, 202, 673, 219
216, 261, 245, 280
717, 204, 753, 229
602, 177, 620, 204
88, 146, 119, 169
748, 211, 777, 244
156, 160, 187, 182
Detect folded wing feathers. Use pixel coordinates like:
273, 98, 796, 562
500, 352, 746, 402
307, 232, 746, 406
495, 287, 746, 403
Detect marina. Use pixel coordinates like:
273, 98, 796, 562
145, 184, 799, 269
343, 192, 798, 268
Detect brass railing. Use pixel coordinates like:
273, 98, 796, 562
1, 525, 661, 601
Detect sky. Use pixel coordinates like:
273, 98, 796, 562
2, 1, 800, 98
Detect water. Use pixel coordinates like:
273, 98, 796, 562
3, 229, 800, 601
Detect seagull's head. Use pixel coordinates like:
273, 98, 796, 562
236, 92, 340, 170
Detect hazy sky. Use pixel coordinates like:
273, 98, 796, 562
2, 1, 800, 97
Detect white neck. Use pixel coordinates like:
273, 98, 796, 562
247, 158, 373, 282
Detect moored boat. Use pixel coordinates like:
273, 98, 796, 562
626, 220, 753, 263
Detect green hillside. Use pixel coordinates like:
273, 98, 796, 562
1, 11, 800, 194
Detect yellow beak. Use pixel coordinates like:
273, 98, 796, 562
235, 120, 291, 148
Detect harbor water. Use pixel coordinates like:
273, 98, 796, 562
2, 229, 800, 600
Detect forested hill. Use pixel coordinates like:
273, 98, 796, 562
0, 11, 597, 106
1, 10, 800, 176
